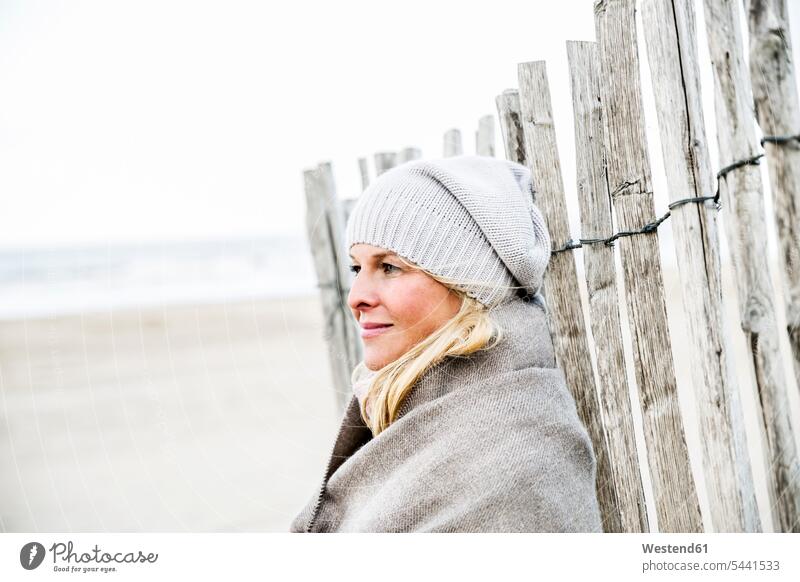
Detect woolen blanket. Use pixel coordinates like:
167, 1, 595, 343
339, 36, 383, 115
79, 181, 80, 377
289, 295, 604, 532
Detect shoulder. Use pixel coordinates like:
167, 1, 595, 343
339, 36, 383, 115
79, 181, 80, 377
427, 365, 587, 441
405, 364, 598, 475
361, 364, 603, 532
397, 368, 602, 532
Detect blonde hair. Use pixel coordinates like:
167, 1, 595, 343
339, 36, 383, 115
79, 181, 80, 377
358, 254, 511, 436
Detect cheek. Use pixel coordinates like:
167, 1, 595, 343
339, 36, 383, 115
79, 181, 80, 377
388, 282, 452, 333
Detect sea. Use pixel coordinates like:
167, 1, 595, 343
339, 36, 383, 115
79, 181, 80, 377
0, 235, 320, 320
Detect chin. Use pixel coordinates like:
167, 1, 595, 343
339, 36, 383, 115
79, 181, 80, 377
364, 350, 396, 371
364, 358, 384, 371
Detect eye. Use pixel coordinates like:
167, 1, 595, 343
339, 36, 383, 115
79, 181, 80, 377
348, 263, 399, 275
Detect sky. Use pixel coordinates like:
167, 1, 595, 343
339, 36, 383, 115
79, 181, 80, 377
0, 0, 798, 249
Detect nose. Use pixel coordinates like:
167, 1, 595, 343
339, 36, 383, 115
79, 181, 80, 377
347, 268, 379, 314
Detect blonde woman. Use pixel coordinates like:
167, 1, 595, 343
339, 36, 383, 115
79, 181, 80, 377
290, 155, 603, 533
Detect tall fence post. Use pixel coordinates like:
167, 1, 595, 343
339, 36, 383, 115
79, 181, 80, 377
341, 198, 358, 232
375, 152, 398, 176
304, 163, 362, 413
496, 89, 528, 168
358, 157, 370, 190
443, 129, 463, 156
476, 114, 495, 157
641, 0, 759, 532
745, 0, 800, 388
517, 60, 618, 532
398, 147, 422, 164
704, 0, 800, 532
594, 0, 702, 532
567, 40, 649, 533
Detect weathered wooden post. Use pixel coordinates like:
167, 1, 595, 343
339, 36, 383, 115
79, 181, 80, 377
744, 0, 800, 388
398, 147, 422, 163
375, 152, 398, 176
496, 89, 527, 167
358, 157, 370, 190
594, 0, 702, 532
567, 40, 649, 533
443, 129, 463, 156
640, 0, 759, 532
476, 114, 495, 157
304, 163, 363, 413
517, 60, 618, 532
341, 198, 358, 233
704, 0, 800, 532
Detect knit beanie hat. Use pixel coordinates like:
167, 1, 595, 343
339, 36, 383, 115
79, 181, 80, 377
345, 155, 551, 308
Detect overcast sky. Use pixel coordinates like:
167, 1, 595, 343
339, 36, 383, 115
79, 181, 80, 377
1, 0, 798, 249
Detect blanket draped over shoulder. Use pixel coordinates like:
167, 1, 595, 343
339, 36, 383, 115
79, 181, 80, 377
290, 296, 603, 533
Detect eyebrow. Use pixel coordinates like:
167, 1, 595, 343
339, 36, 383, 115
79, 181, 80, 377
348, 251, 398, 261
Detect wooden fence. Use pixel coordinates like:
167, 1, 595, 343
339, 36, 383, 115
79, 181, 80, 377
302, 0, 800, 532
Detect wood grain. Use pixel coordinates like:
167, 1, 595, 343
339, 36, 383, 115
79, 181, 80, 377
745, 0, 800, 398
304, 163, 362, 414
594, 0, 702, 532
517, 60, 617, 532
641, 0, 759, 532
567, 40, 650, 533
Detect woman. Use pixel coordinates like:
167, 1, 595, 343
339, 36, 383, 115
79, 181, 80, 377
290, 155, 603, 533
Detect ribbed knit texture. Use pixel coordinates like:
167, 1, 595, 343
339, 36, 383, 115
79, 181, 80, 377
289, 296, 603, 532
345, 155, 552, 308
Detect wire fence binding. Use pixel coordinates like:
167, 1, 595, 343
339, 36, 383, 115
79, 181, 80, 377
551, 132, 799, 255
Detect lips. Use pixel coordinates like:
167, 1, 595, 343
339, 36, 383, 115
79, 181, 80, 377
360, 322, 393, 339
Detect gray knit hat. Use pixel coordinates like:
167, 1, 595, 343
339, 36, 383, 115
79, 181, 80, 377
345, 155, 551, 308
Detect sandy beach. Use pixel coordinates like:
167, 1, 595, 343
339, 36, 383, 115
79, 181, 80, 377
1, 261, 799, 532
0, 295, 340, 532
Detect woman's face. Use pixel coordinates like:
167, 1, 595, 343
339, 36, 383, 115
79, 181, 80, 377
348, 243, 462, 371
